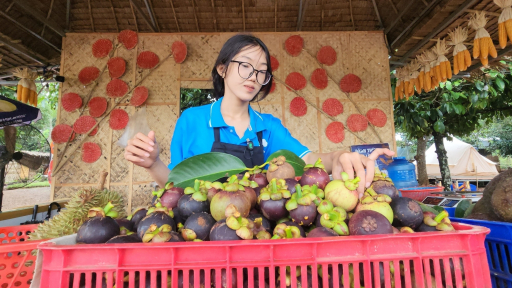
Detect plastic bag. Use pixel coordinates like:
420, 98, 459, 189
117, 106, 151, 148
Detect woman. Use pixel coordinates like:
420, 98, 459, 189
124, 34, 394, 197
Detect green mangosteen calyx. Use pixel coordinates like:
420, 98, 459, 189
184, 179, 208, 202
271, 223, 302, 239
301, 184, 325, 205
151, 182, 175, 199
258, 179, 291, 203
251, 217, 271, 239
400, 227, 415, 233
285, 185, 318, 211
142, 224, 173, 243
303, 158, 326, 171
361, 188, 393, 204
87, 202, 118, 218
224, 204, 254, 240
316, 199, 349, 236
340, 172, 361, 191
147, 200, 175, 218
423, 210, 455, 231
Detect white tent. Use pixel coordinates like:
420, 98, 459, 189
422, 137, 499, 180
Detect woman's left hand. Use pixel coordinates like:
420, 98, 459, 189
331, 148, 395, 198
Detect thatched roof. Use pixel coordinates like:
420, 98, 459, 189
0, 0, 505, 79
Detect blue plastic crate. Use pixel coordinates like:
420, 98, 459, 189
451, 218, 512, 288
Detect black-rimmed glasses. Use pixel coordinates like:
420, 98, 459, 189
231, 61, 272, 85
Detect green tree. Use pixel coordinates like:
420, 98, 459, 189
180, 88, 215, 113
394, 65, 512, 190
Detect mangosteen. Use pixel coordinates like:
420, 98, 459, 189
210, 175, 252, 221
272, 223, 302, 239
77, 203, 120, 244
417, 210, 454, 232
137, 206, 176, 240
299, 158, 330, 189
249, 169, 269, 188
258, 179, 291, 221
248, 214, 272, 239
266, 156, 296, 182
285, 185, 317, 226
318, 208, 350, 236
106, 233, 141, 244
283, 178, 299, 194
390, 197, 423, 229
210, 219, 242, 241
181, 212, 216, 241
282, 221, 306, 238
247, 214, 272, 233
116, 218, 134, 232
210, 204, 254, 241
324, 172, 361, 212
127, 207, 148, 231
355, 189, 394, 224
141, 224, 175, 243
307, 227, 338, 238
238, 172, 260, 208
152, 182, 185, 210
369, 168, 399, 200
178, 180, 209, 221
348, 210, 393, 235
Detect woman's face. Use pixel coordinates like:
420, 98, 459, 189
218, 45, 269, 102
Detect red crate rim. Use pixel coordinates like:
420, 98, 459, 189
37, 222, 489, 250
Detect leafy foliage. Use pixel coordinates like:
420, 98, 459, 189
180, 88, 215, 113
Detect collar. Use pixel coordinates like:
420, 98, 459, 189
209, 97, 266, 132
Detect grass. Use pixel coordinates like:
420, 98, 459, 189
5, 181, 50, 190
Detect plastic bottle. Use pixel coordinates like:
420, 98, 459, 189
386, 157, 418, 190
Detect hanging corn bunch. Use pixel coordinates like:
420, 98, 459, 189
469, 11, 497, 67
394, 67, 404, 101
448, 26, 472, 74
432, 39, 452, 83
409, 60, 421, 95
417, 50, 436, 92
13, 68, 38, 106
494, 0, 512, 48
402, 65, 412, 100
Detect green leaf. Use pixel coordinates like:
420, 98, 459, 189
168, 152, 247, 188
432, 206, 446, 214
496, 77, 505, 91
267, 149, 306, 176
475, 81, 484, 91
455, 199, 472, 218
464, 203, 475, 218
446, 82, 453, 90
434, 120, 445, 133
416, 201, 440, 215
470, 94, 479, 104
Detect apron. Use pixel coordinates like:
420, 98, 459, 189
210, 127, 265, 168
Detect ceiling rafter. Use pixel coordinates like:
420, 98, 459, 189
129, 0, 139, 32
296, 0, 309, 31
129, 0, 157, 32
109, 0, 119, 32
242, 0, 245, 32
143, 0, 160, 32
41, 0, 55, 37
13, 0, 65, 37
371, 0, 385, 30
191, 0, 200, 32
168, 0, 180, 32
0, 34, 48, 65
274, 0, 277, 32
320, 0, 323, 31
385, 0, 415, 34
87, 0, 95, 32
211, 0, 217, 32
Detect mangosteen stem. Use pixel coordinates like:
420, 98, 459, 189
295, 184, 303, 199
194, 179, 200, 191
165, 182, 173, 190
152, 188, 165, 198
103, 202, 114, 214
285, 227, 293, 238
271, 179, 278, 193
228, 175, 238, 184
434, 210, 448, 223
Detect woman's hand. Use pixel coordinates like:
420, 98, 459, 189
124, 131, 160, 168
331, 148, 395, 198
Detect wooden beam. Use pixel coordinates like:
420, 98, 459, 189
422, 0, 429, 6
274, 0, 277, 32
168, 0, 180, 32
242, 0, 245, 32
387, 0, 398, 14
211, 0, 217, 32
466, 9, 501, 17
41, 0, 55, 37
66, 0, 70, 31
191, 0, 200, 32
349, 0, 355, 30
109, 0, 119, 32
411, 36, 473, 46
320, 0, 323, 31
0, 9, 61, 52
129, 0, 139, 32
6, 1, 14, 12
385, 0, 415, 34
0, 34, 48, 64
13, 0, 65, 37
390, 0, 443, 48
371, 0, 384, 30
296, 0, 309, 31
129, 0, 157, 32
143, 0, 159, 32
392, 0, 480, 68
87, 0, 94, 32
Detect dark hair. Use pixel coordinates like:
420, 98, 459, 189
211, 34, 273, 101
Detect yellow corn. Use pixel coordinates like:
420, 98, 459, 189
16, 84, 22, 101
453, 55, 459, 75
419, 71, 425, 92
506, 19, 512, 43
480, 54, 488, 66
499, 22, 507, 49
473, 38, 480, 59
489, 39, 497, 58
445, 61, 452, 79
21, 86, 29, 103
440, 61, 447, 80
464, 49, 472, 68
480, 37, 489, 59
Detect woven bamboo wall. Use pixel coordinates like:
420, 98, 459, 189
51, 31, 395, 213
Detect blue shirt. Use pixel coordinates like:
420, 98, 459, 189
168, 97, 310, 169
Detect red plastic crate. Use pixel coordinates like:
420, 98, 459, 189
0, 224, 42, 288
399, 186, 445, 201
38, 223, 491, 288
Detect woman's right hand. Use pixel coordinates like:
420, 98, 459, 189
124, 131, 160, 168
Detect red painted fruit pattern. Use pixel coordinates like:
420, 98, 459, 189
270, 56, 279, 71
311, 68, 328, 90
82, 142, 101, 163
339, 74, 362, 93
322, 98, 343, 117
137, 51, 159, 69
290, 97, 307, 117
61, 93, 82, 112
51, 124, 74, 144
118, 30, 138, 50
285, 72, 307, 91
347, 114, 368, 132
78, 66, 100, 85
107, 57, 126, 79
366, 108, 387, 127
74, 116, 97, 134
130, 86, 149, 107
109, 109, 129, 130
326, 122, 345, 143
317, 46, 337, 66
92, 39, 113, 58
88, 97, 107, 118
171, 41, 187, 63
106, 79, 129, 98
269, 81, 276, 93
285, 35, 303, 56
